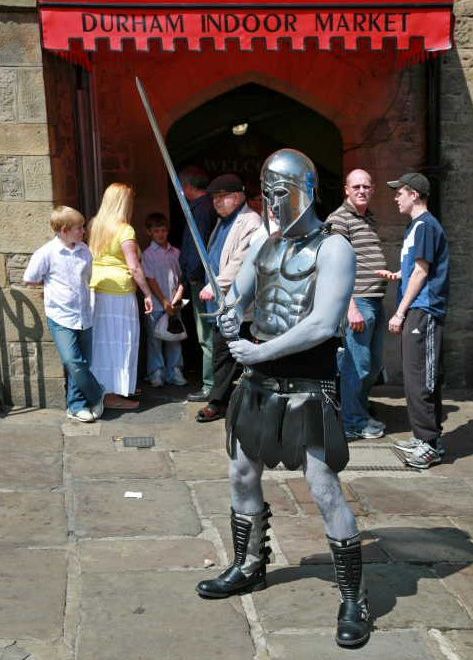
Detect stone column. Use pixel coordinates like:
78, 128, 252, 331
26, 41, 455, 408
440, 0, 473, 388
0, 1, 65, 407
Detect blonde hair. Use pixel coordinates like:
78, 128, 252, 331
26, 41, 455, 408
88, 183, 134, 257
50, 206, 85, 233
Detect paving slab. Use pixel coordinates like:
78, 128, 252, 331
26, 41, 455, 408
193, 480, 298, 516
76, 571, 254, 660
444, 630, 473, 660
0, 450, 62, 490
350, 477, 473, 516
434, 563, 473, 619
0, 549, 66, 638
72, 478, 201, 538
100, 400, 185, 425
79, 538, 218, 573
366, 564, 472, 629
0, 639, 69, 660
0, 426, 63, 452
0, 491, 66, 546
170, 449, 229, 480
254, 565, 340, 630
66, 439, 174, 480
266, 629, 443, 660
358, 515, 473, 563
0, 408, 65, 428
100, 420, 225, 451
270, 517, 388, 565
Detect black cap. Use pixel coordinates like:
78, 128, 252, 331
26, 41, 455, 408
207, 173, 244, 194
387, 172, 430, 196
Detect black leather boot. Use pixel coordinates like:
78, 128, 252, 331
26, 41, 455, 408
196, 503, 272, 598
328, 534, 371, 648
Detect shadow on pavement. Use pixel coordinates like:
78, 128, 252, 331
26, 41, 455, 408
441, 419, 473, 464
265, 526, 473, 621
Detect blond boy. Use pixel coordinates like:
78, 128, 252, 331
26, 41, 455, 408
23, 206, 104, 421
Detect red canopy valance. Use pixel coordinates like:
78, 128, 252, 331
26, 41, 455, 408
38, 0, 454, 53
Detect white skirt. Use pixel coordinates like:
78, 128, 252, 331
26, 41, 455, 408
91, 292, 139, 396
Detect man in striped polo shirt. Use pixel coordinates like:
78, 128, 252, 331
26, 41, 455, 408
327, 169, 387, 440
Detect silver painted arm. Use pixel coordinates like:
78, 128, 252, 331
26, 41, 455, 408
227, 234, 356, 364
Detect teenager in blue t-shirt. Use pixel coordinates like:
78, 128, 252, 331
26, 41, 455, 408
376, 173, 450, 469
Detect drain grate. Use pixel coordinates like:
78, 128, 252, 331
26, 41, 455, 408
115, 436, 155, 449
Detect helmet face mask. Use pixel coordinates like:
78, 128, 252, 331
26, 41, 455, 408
261, 149, 318, 238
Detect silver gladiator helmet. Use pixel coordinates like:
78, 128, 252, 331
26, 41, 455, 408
261, 148, 319, 238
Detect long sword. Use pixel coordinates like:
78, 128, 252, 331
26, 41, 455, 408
135, 76, 225, 311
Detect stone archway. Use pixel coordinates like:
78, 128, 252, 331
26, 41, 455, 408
167, 82, 343, 226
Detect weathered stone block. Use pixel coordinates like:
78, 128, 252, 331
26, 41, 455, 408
0, 287, 48, 341
0, 68, 16, 121
6, 375, 65, 408
0, 12, 42, 66
0, 123, 49, 155
23, 155, 53, 201
7, 340, 63, 378
0, 254, 6, 287
17, 67, 46, 122
0, 201, 52, 251
0, 172, 24, 200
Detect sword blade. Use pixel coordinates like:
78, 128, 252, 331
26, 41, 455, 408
135, 76, 224, 308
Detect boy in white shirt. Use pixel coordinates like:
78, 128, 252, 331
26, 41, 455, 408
23, 206, 104, 422
142, 212, 187, 387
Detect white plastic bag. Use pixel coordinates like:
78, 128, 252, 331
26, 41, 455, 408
153, 313, 187, 342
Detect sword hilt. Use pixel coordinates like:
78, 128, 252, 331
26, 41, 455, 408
200, 296, 242, 341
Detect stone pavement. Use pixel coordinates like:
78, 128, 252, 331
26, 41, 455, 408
0, 384, 472, 660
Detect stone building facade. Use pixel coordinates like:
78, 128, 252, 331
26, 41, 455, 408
0, 0, 472, 408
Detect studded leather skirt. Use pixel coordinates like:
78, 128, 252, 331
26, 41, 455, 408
225, 368, 349, 473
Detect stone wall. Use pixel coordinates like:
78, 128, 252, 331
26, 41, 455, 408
0, 3, 65, 407
440, 0, 473, 388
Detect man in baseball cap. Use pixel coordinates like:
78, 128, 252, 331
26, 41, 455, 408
377, 171, 449, 469
387, 172, 430, 196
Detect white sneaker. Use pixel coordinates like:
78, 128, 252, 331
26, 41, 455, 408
150, 372, 164, 387
166, 367, 187, 386
368, 417, 386, 431
67, 408, 94, 423
404, 442, 442, 469
91, 391, 105, 420
394, 436, 445, 457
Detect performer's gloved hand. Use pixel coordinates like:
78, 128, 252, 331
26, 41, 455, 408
218, 306, 242, 339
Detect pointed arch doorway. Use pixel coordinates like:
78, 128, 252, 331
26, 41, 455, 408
167, 83, 344, 243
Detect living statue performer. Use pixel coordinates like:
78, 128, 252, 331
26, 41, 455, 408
196, 149, 372, 648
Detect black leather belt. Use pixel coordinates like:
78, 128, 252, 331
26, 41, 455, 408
244, 369, 336, 396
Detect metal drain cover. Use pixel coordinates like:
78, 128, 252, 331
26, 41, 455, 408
122, 436, 155, 449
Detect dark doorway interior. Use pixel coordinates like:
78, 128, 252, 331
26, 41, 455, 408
167, 83, 344, 243
165, 83, 344, 381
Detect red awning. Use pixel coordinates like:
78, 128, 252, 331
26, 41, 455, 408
38, 0, 454, 53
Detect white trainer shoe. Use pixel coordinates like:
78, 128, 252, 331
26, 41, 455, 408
67, 408, 95, 423
166, 367, 187, 386
91, 391, 106, 420
150, 372, 164, 387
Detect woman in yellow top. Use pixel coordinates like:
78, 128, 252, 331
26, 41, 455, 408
89, 183, 153, 410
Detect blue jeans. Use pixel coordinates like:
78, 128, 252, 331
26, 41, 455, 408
47, 318, 103, 413
190, 281, 214, 389
338, 298, 385, 430
146, 311, 183, 382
